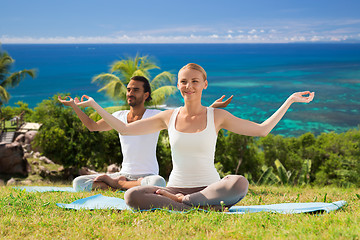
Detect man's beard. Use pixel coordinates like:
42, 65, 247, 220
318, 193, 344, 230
128, 96, 143, 107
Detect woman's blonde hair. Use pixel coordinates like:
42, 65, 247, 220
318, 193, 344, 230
179, 63, 207, 81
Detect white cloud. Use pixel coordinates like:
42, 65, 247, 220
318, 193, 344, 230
2, 18, 360, 44
1, 33, 359, 44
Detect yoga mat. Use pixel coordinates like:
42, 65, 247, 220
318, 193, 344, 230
56, 194, 346, 214
14, 186, 77, 192
228, 201, 347, 214
56, 194, 131, 210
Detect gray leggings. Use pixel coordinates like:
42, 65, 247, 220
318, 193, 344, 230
124, 175, 249, 211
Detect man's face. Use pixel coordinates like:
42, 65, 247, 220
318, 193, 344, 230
126, 80, 149, 107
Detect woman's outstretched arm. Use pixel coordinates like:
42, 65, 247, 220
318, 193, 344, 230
75, 95, 169, 135
58, 96, 112, 132
217, 91, 315, 137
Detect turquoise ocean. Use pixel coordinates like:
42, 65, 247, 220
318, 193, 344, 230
2, 43, 360, 136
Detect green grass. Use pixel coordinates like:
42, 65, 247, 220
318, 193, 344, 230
0, 185, 359, 239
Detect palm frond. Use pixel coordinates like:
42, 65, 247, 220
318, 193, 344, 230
92, 73, 122, 86
0, 52, 13, 66
148, 86, 177, 106
257, 166, 275, 185
111, 59, 137, 82
97, 80, 127, 101
0, 53, 14, 82
0, 85, 10, 104
298, 159, 312, 185
139, 55, 160, 72
151, 71, 176, 89
274, 159, 289, 185
132, 69, 148, 78
1, 69, 36, 88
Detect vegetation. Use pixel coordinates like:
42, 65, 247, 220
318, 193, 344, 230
0, 48, 36, 107
0, 185, 359, 239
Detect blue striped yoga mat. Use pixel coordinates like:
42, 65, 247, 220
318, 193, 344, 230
14, 186, 76, 192
56, 194, 346, 214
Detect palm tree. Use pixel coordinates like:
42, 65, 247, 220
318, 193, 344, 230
0, 49, 36, 107
92, 54, 177, 107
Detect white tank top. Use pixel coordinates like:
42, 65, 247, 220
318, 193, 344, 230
167, 107, 220, 187
112, 109, 161, 175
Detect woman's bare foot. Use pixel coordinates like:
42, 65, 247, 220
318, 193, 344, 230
155, 189, 184, 203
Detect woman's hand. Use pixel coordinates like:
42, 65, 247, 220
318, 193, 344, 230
155, 189, 184, 203
290, 91, 315, 103
210, 95, 234, 108
75, 95, 96, 108
58, 96, 75, 106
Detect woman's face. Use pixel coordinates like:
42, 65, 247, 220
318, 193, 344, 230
177, 68, 208, 100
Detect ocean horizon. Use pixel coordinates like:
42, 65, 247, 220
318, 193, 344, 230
2, 43, 360, 137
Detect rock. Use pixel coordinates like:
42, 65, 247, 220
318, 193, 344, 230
23, 144, 32, 153
58, 166, 64, 172
61, 167, 77, 181
22, 179, 32, 185
107, 164, 120, 174
24, 131, 37, 144
0, 142, 30, 176
6, 178, 17, 186
38, 165, 50, 178
14, 134, 25, 144
24, 131, 41, 152
33, 152, 41, 158
31, 160, 39, 165
0, 179, 5, 186
39, 156, 54, 164
78, 167, 98, 176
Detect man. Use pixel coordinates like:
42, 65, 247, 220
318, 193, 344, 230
59, 76, 232, 191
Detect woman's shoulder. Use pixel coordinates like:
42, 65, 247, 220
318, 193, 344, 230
161, 108, 176, 116
213, 107, 230, 116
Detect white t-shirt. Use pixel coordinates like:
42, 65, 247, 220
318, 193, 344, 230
112, 109, 161, 175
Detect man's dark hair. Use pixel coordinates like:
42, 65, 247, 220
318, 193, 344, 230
130, 76, 152, 102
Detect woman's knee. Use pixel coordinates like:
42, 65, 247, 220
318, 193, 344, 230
124, 186, 156, 208
224, 175, 249, 195
124, 186, 141, 207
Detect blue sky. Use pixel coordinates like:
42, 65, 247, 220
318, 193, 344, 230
1, 0, 360, 43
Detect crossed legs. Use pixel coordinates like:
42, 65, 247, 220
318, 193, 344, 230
125, 175, 249, 211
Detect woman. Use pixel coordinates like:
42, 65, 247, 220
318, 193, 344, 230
75, 63, 315, 211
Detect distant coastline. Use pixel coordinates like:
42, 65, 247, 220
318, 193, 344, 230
2, 43, 360, 136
